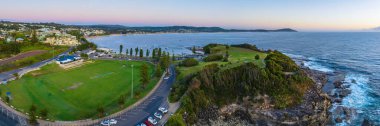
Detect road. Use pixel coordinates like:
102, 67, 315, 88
112, 65, 176, 126
0, 47, 72, 82
0, 52, 177, 126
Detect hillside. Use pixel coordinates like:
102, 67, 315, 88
167, 44, 330, 126
74, 25, 297, 34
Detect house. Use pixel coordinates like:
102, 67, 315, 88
56, 55, 81, 64
1, 79, 7, 85
16, 38, 24, 43
97, 48, 113, 53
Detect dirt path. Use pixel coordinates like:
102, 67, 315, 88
0, 50, 47, 65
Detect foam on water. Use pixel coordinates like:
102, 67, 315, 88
303, 59, 334, 73
342, 74, 373, 108
330, 73, 378, 125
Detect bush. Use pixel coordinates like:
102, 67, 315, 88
166, 114, 186, 126
231, 43, 260, 52
203, 54, 223, 62
180, 58, 199, 67
255, 54, 260, 60
203, 43, 219, 54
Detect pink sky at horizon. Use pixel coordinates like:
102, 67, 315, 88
1, 0, 380, 31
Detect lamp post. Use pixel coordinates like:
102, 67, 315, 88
131, 64, 134, 99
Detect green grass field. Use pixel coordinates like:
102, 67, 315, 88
0, 60, 158, 121
177, 46, 267, 79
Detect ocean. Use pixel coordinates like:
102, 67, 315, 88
88, 32, 380, 125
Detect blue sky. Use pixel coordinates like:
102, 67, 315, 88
1, 0, 380, 31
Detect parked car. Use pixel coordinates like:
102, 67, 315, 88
101, 120, 110, 126
109, 119, 117, 125
148, 116, 157, 125
144, 120, 153, 126
158, 107, 168, 114
154, 112, 162, 119
136, 123, 147, 126
100, 119, 117, 126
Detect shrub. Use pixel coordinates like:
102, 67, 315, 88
180, 58, 199, 67
203, 54, 223, 62
231, 43, 260, 52
255, 54, 260, 60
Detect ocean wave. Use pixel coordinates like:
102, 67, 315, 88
284, 53, 334, 73
342, 74, 373, 108
303, 60, 334, 73
338, 73, 378, 125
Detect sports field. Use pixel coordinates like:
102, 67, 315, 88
0, 60, 159, 121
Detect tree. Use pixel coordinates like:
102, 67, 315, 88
126, 48, 129, 56
192, 46, 196, 54
152, 48, 156, 59
172, 54, 175, 61
119, 44, 123, 55
130, 48, 133, 56
29, 104, 37, 125
146, 49, 150, 57
255, 54, 260, 60
118, 95, 125, 108
40, 109, 48, 120
135, 47, 139, 56
13, 73, 19, 79
31, 30, 38, 44
96, 106, 105, 118
5, 96, 10, 103
180, 58, 198, 67
140, 64, 150, 89
139, 49, 144, 58
160, 55, 170, 70
158, 48, 162, 57
155, 64, 162, 77
80, 53, 89, 59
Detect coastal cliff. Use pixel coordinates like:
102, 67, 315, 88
167, 44, 332, 126
197, 68, 331, 126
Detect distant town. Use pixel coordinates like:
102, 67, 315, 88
0, 21, 106, 46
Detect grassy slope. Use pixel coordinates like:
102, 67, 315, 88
0, 60, 158, 120
0, 45, 69, 73
177, 46, 267, 80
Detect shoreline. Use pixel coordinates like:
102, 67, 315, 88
193, 65, 332, 125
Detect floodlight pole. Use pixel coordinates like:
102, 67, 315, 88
131, 64, 134, 99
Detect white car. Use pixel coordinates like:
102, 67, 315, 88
109, 119, 117, 125
148, 117, 157, 125
100, 119, 117, 126
136, 123, 146, 126
158, 107, 168, 114
164, 76, 170, 80
154, 112, 162, 119
101, 120, 110, 126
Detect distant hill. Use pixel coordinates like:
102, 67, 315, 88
74, 25, 297, 34
372, 26, 380, 30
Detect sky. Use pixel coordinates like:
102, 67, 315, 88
1, 0, 380, 31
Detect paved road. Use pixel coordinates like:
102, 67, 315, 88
0, 47, 72, 82
112, 65, 176, 126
